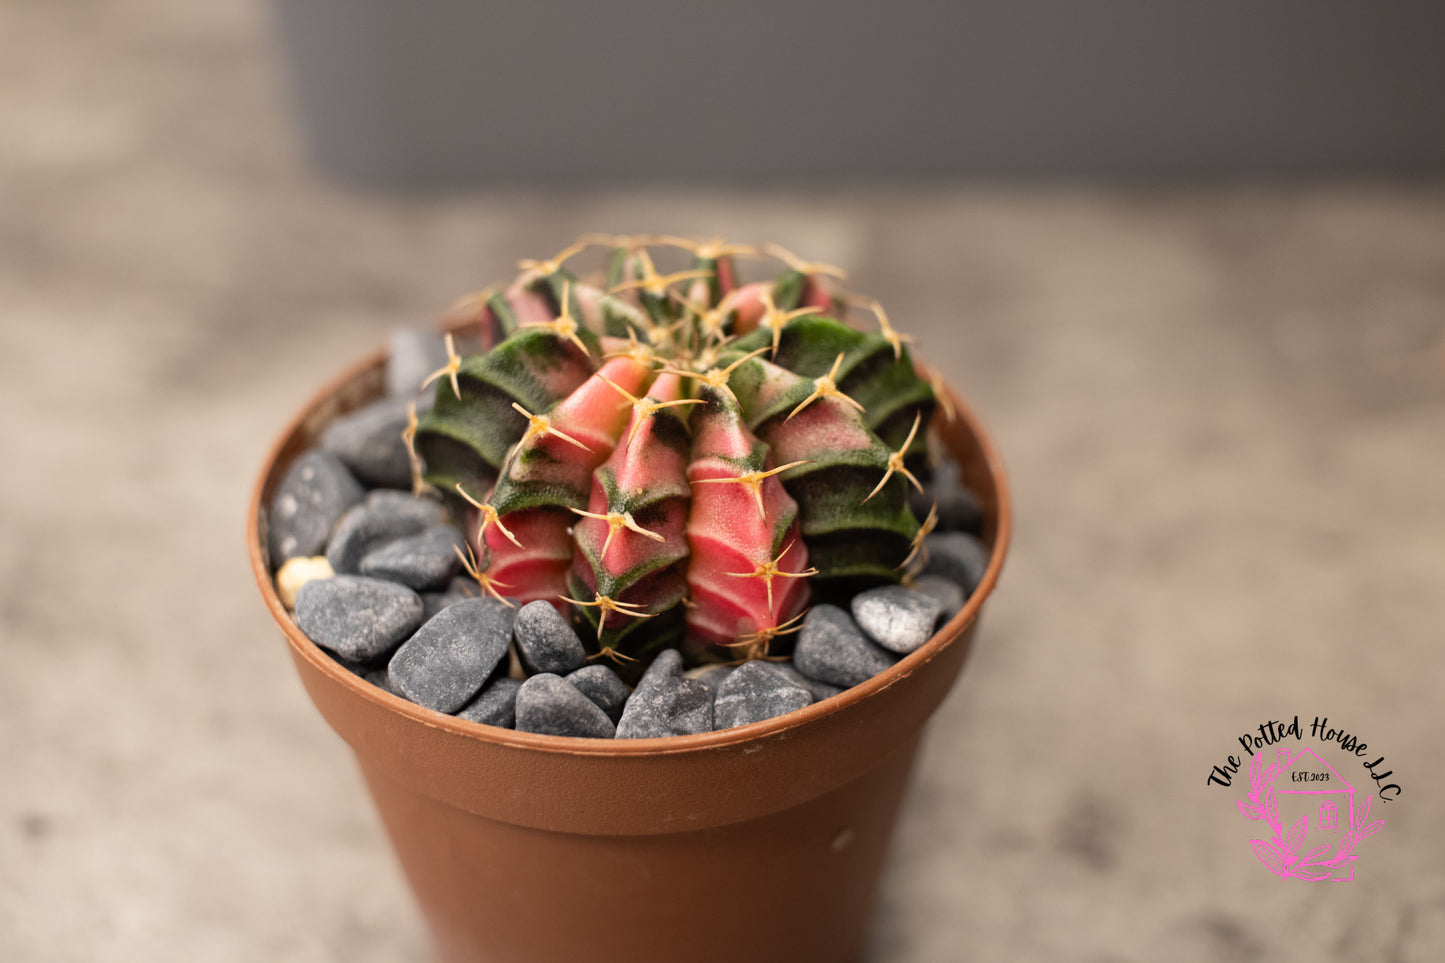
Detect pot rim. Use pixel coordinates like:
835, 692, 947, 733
247, 331, 1011, 759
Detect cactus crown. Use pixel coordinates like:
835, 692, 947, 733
412, 236, 939, 664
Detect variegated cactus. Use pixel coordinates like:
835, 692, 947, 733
409, 236, 941, 664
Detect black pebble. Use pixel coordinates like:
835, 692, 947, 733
793, 604, 897, 689
267, 451, 364, 564
922, 532, 990, 595
422, 576, 480, 621
321, 397, 414, 489
514, 674, 616, 738
513, 600, 588, 675
615, 650, 713, 738
326, 490, 447, 574
713, 661, 813, 730
295, 575, 424, 662
388, 597, 515, 713
358, 525, 464, 591
457, 677, 523, 728
566, 665, 630, 723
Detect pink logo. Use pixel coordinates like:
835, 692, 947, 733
1236, 745, 1384, 881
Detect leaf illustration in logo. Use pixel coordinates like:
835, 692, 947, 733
1355, 794, 1372, 829
1358, 819, 1384, 843
1250, 839, 1286, 877
1249, 753, 1263, 791
1294, 866, 1333, 882
1285, 816, 1308, 861
1303, 843, 1332, 864
1263, 786, 1280, 827
1236, 800, 1262, 820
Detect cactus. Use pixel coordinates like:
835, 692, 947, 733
412, 236, 938, 663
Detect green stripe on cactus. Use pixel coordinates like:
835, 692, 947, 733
415, 379, 529, 478
691, 255, 732, 307
638, 292, 675, 330
770, 269, 808, 311
414, 329, 595, 485
488, 476, 589, 518
730, 315, 860, 376
774, 461, 916, 584
833, 341, 934, 454
540, 269, 572, 312
803, 529, 914, 589
731, 317, 934, 461
597, 294, 648, 338
577, 539, 690, 600
781, 463, 916, 536
485, 292, 519, 337
871, 399, 934, 465
604, 248, 676, 328
412, 433, 497, 502
465, 328, 597, 413
716, 346, 921, 585
565, 576, 686, 664
603, 246, 631, 290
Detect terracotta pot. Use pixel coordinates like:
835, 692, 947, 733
247, 340, 1012, 963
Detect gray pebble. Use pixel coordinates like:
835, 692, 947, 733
664, 679, 710, 731
457, 677, 523, 728
851, 585, 943, 654
910, 574, 966, 621
388, 597, 515, 713
910, 458, 985, 535
422, 576, 480, 621
515, 674, 616, 738
363, 665, 398, 696
566, 664, 630, 723
714, 661, 813, 730
267, 451, 364, 564
358, 525, 464, 591
366, 489, 450, 522
793, 604, 897, 688
321, 397, 413, 489
325, 650, 372, 677
615, 650, 714, 738
326, 490, 447, 574
295, 575, 424, 662
667, 678, 714, 735
388, 328, 449, 403
923, 532, 990, 595
763, 661, 844, 703
688, 664, 734, 694
514, 601, 588, 675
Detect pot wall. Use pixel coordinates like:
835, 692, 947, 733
360, 736, 923, 963
250, 341, 1011, 961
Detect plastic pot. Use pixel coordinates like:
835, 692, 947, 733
247, 339, 1011, 963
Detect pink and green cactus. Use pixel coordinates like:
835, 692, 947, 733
410, 236, 941, 663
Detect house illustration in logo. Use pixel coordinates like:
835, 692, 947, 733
1265, 746, 1357, 881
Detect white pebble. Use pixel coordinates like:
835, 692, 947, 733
276, 555, 335, 610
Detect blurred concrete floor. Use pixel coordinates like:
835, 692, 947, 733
2, 2, 1444, 961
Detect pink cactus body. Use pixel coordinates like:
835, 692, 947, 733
683, 394, 811, 658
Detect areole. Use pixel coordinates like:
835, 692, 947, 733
247, 328, 1012, 960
